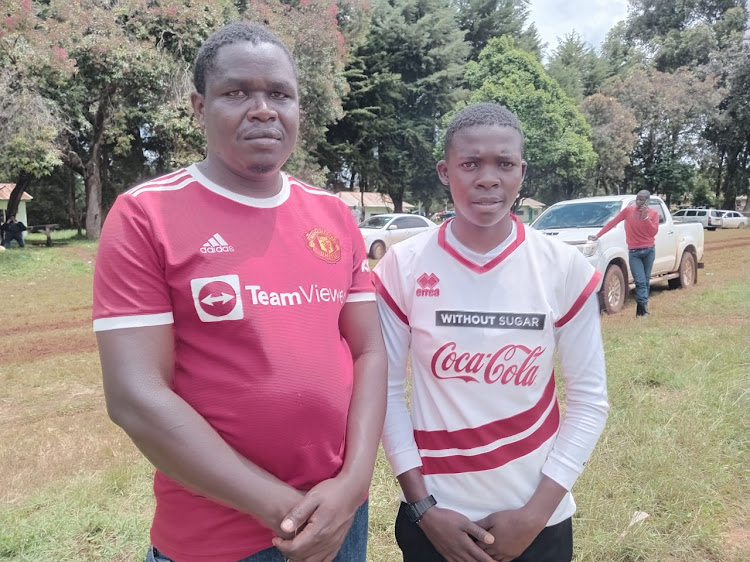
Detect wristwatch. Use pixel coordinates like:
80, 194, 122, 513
405, 494, 437, 523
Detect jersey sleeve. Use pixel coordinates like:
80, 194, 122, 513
543, 293, 609, 489
596, 208, 626, 238
374, 247, 423, 476
92, 193, 173, 331
553, 250, 602, 329
342, 207, 375, 303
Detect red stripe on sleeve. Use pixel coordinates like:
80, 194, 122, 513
420, 400, 561, 475
554, 270, 603, 328
372, 272, 409, 326
414, 374, 556, 451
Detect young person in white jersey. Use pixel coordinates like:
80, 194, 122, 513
374, 103, 609, 562
93, 22, 386, 562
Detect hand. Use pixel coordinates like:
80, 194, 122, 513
639, 205, 649, 219
271, 476, 362, 562
417, 506, 496, 562
474, 508, 546, 562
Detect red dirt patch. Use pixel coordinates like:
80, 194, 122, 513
0, 329, 97, 365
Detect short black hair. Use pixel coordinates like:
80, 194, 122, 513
193, 22, 297, 95
444, 102, 524, 155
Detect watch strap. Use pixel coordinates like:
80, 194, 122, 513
405, 494, 437, 523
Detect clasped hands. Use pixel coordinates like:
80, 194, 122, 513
269, 476, 362, 562
418, 505, 547, 562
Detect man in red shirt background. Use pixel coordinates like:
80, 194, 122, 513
590, 189, 659, 316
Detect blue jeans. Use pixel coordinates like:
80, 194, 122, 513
146, 500, 368, 562
629, 246, 655, 305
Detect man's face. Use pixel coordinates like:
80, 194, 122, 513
191, 41, 299, 183
437, 125, 526, 237
635, 191, 650, 209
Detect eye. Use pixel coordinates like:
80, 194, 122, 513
225, 90, 246, 98
270, 91, 289, 100
499, 160, 514, 168
461, 161, 477, 170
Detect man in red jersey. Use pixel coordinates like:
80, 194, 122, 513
590, 189, 659, 316
93, 22, 386, 562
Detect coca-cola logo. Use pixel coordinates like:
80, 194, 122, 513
430, 342, 545, 385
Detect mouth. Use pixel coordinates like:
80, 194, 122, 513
243, 129, 283, 141
473, 198, 503, 207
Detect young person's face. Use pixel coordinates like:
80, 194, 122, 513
191, 41, 299, 184
437, 124, 526, 238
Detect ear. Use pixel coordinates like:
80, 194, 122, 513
436, 160, 450, 185
190, 91, 206, 129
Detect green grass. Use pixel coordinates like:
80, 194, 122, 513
1, 231, 748, 561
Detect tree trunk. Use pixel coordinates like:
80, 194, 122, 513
85, 160, 102, 240
5, 171, 32, 219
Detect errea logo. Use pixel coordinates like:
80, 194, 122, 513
416, 273, 440, 297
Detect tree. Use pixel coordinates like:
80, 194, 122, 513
453, 0, 542, 60
580, 94, 637, 195
602, 66, 724, 205
546, 32, 610, 102
319, 0, 470, 214
704, 38, 750, 209
0, 0, 71, 219
624, 0, 746, 71
464, 37, 597, 203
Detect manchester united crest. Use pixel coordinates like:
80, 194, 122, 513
305, 227, 342, 263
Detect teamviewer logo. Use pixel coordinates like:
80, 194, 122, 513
191, 275, 244, 322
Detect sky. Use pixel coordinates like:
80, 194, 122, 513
528, 0, 630, 54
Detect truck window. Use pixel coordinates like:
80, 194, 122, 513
532, 201, 621, 229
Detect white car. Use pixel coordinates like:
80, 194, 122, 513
672, 208, 724, 230
717, 210, 748, 229
359, 213, 437, 259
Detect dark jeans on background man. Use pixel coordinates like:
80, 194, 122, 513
628, 246, 655, 305
395, 502, 573, 562
146, 500, 369, 562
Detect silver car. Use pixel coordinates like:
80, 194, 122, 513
359, 213, 437, 259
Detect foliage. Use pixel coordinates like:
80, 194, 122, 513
603, 65, 724, 205
546, 32, 609, 102
579, 94, 637, 195
453, 0, 542, 60
464, 37, 597, 203
319, 0, 469, 214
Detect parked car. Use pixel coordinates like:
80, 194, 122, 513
717, 210, 748, 229
430, 210, 456, 222
359, 213, 437, 259
531, 195, 704, 314
672, 208, 724, 230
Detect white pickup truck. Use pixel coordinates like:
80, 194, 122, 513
530, 195, 704, 314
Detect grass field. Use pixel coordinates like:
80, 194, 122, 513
1, 229, 748, 561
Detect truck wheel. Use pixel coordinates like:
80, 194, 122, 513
599, 265, 626, 314
369, 241, 386, 260
668, 251, 697, 289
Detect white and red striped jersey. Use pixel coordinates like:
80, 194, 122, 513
93, 165, 374, 562
374, 216, 608, 525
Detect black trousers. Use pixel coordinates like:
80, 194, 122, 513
395, 502, 573, 562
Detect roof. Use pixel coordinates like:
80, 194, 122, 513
335, 190, 413, 209
0, 184, 33, 201
517, 197, 545, 209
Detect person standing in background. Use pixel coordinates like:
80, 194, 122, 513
590, 190, 659, 316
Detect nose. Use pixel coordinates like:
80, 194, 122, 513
246, 94, 277, 121
476, 169, 500, 189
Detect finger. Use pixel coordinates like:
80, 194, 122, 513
280, 495, 321, 533
464, 522, 494, 545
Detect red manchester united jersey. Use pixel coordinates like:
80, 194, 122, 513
93, 165, 374, 561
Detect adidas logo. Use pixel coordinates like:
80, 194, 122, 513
201, 233, 234, 254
